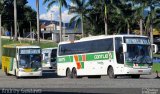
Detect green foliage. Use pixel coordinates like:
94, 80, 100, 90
0, 0, 36, 36
1, 0, 160, 37
69, 0, 160, 36
152, 63, 160, 72
2, 38, 58, 49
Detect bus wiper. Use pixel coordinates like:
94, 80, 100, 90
132, 56, 143, 64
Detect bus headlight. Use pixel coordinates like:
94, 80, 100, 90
38, 68, 42, 71
19, 69, 24, 72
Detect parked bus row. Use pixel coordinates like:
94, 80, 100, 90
1, 34, 158, 79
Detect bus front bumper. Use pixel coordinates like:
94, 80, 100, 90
42, 63, 52, 68
17, 71, 42, 77
122, 67, 152, 75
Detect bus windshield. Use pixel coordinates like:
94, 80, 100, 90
124, 37, 152, 64
19, 48, 41, 68
126, 44, 152, 63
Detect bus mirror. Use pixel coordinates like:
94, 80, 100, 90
152, 44, 158, 54
122, 43, 127, 53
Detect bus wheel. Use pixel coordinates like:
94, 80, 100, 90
131, 75, 140, 78
66, 68, 72, 78
72, 68, 78, 79
108, 67, 117, 79
88, 76, 101, 79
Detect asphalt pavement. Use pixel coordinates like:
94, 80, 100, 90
0, 68, 160, 94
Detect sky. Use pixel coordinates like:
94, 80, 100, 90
27, 0, 75, 23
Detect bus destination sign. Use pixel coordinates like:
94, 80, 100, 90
20, 49, 41, 54
125, 38, 150, 45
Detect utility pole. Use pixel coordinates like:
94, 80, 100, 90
59, 5, 62, 42
36, 0, 40, 43
29, 21, 32, 39
14, 0, 18, 41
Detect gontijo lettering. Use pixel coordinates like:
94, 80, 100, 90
94, 53, 112, 60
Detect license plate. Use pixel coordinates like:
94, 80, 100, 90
30, 73, 33, 75
138, 70, 143, 72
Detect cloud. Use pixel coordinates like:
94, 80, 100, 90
70, 2, 76, 7
40, 5, 75, 23
62, 10, 76, 23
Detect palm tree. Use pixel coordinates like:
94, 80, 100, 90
125, 0, 148, 35
69, 0, 91, 37
24, 6, 37, 38
117, 3, 135, 34
43, 0, 67, 42
91, 0, 121, 35
145, 0, 160, 44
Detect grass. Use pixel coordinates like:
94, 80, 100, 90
153, 54, 160, 57
152, 63, 160, 72
2, 38, 58, 48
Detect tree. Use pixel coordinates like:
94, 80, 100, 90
43, 0, 67, 42
24, 6, 37, 37
69, 0, 91, 37
124, 0, 148, 35
145, 0, 160, 44
0, 0, 37, 40
119, 3, 135, 34
90, 0, 121, 35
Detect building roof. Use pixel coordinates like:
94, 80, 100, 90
41, 29, 82, 34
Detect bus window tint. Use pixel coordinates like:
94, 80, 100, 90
45, 53, 49, 57
115, 37, 124, 64
19, 54, 41, 68
59, 38, 113, 55
51, 49, 57, 62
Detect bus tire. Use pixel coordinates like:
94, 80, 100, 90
66, 68, 72, 78
108, 67, 117, 79
72, 68, 78, 79
88, 76, 101, 79
131, 75, 140, 78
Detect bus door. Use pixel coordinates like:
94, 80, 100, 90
51, 49, 57, 67
115, 37, 124, 73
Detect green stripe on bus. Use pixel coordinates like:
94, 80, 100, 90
10, 57, 14, 71
78, 55, 82, 61
80, 62, 84, 69
126, 61, 148, 67
58, 52, 114, 63
86, 52, 113, 61
58, 56, 73, 63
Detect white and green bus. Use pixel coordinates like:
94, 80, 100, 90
2, 44, 42, 78
57, 35, 158, 78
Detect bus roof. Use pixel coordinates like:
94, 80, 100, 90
59, 34, 148, 45
42, 47, 57, 50
3, 43, 40, 48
